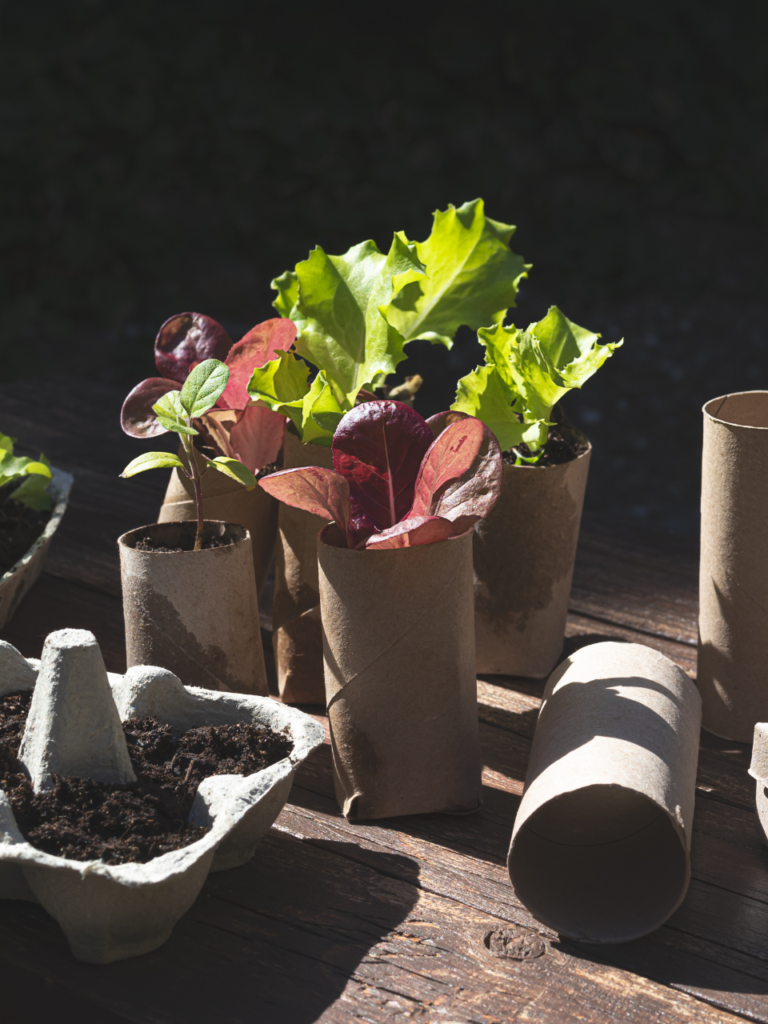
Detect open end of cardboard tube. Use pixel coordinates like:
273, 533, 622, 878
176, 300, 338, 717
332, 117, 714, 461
510, 783, 688, 944
704, 391, 768, 429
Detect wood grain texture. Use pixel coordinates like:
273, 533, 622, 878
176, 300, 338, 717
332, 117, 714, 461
0, 376, 761, 1023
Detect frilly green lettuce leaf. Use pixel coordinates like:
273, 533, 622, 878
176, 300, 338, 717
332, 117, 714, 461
452, 365, 529, 452
453, 306, 621, 452
383, 198, 529, 348
529, 305, 623, 390
272, 269, 299, 318
246, 353, 340, 446
272, 235, 425, 408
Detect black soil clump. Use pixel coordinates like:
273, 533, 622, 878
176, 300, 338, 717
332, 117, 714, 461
0, 496, 50, 575
0, 692, 293, 865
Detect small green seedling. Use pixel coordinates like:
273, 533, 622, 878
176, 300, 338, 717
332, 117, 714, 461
0, 432, 53, 512
121, 359, 257, 551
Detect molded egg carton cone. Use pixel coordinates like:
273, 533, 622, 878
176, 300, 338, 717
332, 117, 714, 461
0, 630, 324, 963
0, 468, 74, 628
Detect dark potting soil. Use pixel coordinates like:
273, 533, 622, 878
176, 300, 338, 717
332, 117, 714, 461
503, 409, 590, 468
134, 534, 232, 554
0, 498, 50, 576
0, 692, 293, 865
256, 461, 279, 481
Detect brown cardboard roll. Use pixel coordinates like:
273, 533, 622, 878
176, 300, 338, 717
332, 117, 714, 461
272, 428, 334, 703
119, 521, 268, 696
473, 447, 591, 678
698, 392, 768, 741
508, 641, 701, 943
158, 448, 278, 599
317, 526, 481, 820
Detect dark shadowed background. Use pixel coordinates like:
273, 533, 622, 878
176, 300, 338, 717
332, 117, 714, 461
2, 0, 766, 534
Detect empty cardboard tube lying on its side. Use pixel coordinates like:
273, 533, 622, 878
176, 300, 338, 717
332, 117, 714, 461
508, 642, 701, 943
698, 392, 768, 741
158, 447, 278, 599
318, 526, 481, 820
271, 428, 335, 704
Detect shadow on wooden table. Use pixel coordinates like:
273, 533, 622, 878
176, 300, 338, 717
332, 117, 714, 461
0, 830, 421, 1024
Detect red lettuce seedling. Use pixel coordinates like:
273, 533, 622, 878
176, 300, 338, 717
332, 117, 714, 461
121, 314, 295, 474
120, 360, 257, 551
259, 401, 502, 550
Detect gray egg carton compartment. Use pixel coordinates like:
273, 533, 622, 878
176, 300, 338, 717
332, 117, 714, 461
0, 631, 324, 964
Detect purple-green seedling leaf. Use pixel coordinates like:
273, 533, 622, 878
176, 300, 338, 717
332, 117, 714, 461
153, 390, 198, 435
259, 467, 351, 543
365, 515, 461, 549
155, 312, 233, 383
409, 417, 484, 519
332, 400, 433, 532
120, 451, 186, 478
121, 378, 182, 438
423, 410, 503, 528
210, 456, 257, 490
180, 358, 230, 418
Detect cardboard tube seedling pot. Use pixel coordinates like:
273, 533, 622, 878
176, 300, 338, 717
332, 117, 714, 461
272, 428, 335, 703
119, 520, 268, 695
698, 392, 768, 741
318, 527, 481, 820
473, 447, 590, 679
0, 467, 74, 628
0, 632, 324, 963
508, 642, 701, 943
158, 447, 278, 598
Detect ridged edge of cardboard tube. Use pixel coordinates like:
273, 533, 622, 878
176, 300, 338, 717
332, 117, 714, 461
508, 641, 701, 943
698, 391, 768, 741
318, 525, 481, 820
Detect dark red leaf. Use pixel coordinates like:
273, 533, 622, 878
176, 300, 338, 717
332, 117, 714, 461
365, 515, 463, 549
121, 378, 182, 438
423, 410, 503, 528
219, 318, 297, 410
409, 418, 485, 518
332, 401, 434, 532
154, 313, 233, 383
259, 467, 350, 542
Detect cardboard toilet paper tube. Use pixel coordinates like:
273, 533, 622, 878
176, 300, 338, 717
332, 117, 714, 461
508, 641, 701, 943
272, 428, 335, 704
318, 526, 481, 820
119, 521, 268, 696
749, 723, 768, 846
473, 446, 590, 678
698, 392, 768, 741
158, 448, 278, 599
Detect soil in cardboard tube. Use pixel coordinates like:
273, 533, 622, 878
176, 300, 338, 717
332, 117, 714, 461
0, 691, 292, 864
134, 534, 232, 554
0, 494, 50, 575
503, 411, 589, 468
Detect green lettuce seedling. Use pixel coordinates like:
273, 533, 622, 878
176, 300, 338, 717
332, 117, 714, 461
0, 433, 53, 512
248, 198, 529, 446
120, 359, 256, 551
452, 306, 622, 457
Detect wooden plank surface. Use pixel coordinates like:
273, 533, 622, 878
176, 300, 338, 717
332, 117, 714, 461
0, 376, 763, 1024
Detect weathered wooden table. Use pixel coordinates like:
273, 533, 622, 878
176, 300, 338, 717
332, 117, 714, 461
0, 377, 764, 1024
